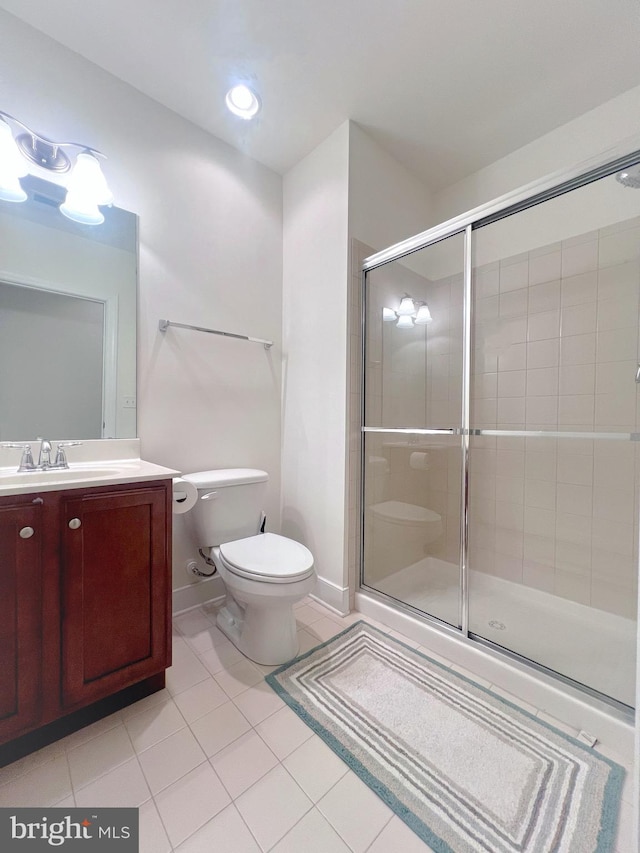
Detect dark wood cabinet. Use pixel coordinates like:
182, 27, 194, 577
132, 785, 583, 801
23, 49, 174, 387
0, 499, 43, 742
0, 479, 171, 754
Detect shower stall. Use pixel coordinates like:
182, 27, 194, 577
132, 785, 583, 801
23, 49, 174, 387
360, 149, 640, 711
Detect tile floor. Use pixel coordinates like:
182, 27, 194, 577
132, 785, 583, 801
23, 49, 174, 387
0, 598, 634, 852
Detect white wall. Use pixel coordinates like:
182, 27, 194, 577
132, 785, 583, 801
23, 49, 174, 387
0, 12, 284, 601
281, 122, 350, 611
348, 122, 434, 252
435, 83, 640, 222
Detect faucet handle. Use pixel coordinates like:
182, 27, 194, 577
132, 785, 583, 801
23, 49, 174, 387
54, 441, 83, 468
1, 442, 36, 471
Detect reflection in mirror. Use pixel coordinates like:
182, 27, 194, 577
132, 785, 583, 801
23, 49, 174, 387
0, 175, 137, 440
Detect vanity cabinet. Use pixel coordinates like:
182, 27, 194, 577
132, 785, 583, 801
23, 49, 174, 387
0, 499, 43, 743
0, 479, 172, 755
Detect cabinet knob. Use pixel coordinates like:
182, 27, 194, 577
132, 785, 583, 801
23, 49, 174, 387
19, 526, 35, 539
68, 518, 82, 530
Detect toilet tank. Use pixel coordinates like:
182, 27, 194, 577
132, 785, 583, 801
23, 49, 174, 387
182, 468, 269, 546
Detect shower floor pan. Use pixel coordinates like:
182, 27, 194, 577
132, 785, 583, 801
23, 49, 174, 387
374, 557, 636, 707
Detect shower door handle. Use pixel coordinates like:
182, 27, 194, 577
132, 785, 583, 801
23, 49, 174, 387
635, 364, 640, 383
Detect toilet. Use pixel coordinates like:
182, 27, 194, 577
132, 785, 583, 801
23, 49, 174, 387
367, 500, 443, 581
182, 468, 315, 665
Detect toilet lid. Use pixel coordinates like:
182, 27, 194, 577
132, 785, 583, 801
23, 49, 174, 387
219, 532, 314, 583
370, 500, 441, 525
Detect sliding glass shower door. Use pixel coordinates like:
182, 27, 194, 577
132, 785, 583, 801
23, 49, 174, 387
468, 169, 640, 708
362, 231, 466, 628
361, 149, 640, 709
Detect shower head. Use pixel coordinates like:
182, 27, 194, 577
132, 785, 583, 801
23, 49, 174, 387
615, 163, 640, 189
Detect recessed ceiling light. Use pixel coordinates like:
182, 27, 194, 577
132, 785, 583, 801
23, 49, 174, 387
225, 84, 261, 120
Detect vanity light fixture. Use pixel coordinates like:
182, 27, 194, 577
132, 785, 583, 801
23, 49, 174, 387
382, 295, 433, 329
414, 302, 433, 324
396, 295, 417, 316
0, 110, 113, 225
225, 84, 261, 120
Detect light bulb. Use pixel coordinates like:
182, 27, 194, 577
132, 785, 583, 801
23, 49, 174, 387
414, 304, 432, 324
60, 191, 105, 225
382, 307, 396, 321
396, 296, 416, 316
225, 84, 261, 119
396, 315, 414, 329
59, 152, 112, 225
0, 119, 28, 203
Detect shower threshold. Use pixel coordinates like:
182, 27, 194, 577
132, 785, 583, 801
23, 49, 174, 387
371, 557, 635, 708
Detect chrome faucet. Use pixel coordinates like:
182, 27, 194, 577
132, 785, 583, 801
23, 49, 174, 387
1, 439, 83, 472
37, 438, 53, 468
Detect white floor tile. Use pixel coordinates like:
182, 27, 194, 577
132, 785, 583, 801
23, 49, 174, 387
198, 640, 244, 675
233, 681, 285, 725
53, 794, 76, 807
154, 762, 231, 849
175, 610, 229, 655
295, 604, 326, 628
138, 799, 172, 853
283, 735, 349, 803
235, 765, 313, 851
171, 677, 228, 724
271, 807, 352, 852
317, 771, 394, 853
304, 616, 344, 642
255, 705, 314, 759
60, 710, 123, 750
0, 741, 65, 786
124, 699, 187, 753
366, 814, 435, 852
189, 700, 252, 757
137, 727, 206, 795
67, 724, 135, 790
210, 730, 279, 799
175, 804, 261, 853
74, 757, 150, 808
173, 608, 215, 637
296, 628, 323, 655
120, 688, 172, 721
166, 644, 211, 696
214, 658, 263, 698
0, 755, 73, 806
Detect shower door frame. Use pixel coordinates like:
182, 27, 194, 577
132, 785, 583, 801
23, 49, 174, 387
359, 137, 640, 714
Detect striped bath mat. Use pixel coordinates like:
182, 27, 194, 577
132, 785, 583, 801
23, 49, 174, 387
266, 621, 624, 853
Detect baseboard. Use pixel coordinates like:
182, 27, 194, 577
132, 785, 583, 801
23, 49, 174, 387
312, 574, 350, 616
172, 576, 224, 615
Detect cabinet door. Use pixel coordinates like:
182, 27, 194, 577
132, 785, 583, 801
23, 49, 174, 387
60, 486, 169, 709
0, 502, 42, 741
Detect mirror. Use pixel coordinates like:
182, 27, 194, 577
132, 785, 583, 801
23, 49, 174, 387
0, 175, 137, 440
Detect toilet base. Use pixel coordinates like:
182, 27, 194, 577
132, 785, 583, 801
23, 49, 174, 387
216, 596, 300, 666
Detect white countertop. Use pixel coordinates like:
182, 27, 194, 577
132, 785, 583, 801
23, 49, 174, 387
0, 439, 179, 497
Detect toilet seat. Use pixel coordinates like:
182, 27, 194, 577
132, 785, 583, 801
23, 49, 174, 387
219, 532, 314, 584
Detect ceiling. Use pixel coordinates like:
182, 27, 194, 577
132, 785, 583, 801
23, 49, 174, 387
1, 0, 639, 190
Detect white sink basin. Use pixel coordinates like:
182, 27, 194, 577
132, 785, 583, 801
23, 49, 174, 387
0, 459, 179, 496
0, 467, 122, 486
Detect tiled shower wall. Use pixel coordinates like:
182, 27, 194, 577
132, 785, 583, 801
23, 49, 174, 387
470, 216, 640, 619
